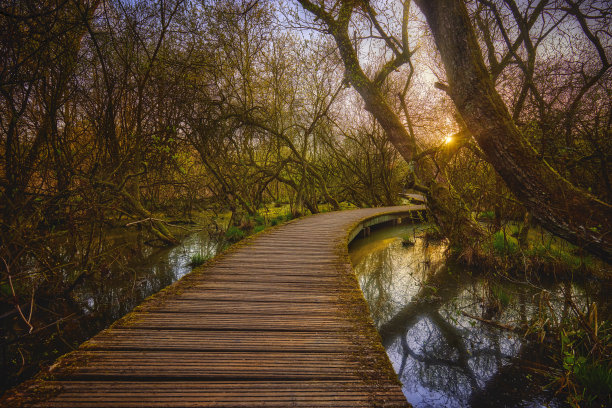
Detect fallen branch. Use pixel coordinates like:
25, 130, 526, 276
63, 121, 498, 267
461, 311, 516, 331
125, 217, 166, 226
125, 217, 192, 232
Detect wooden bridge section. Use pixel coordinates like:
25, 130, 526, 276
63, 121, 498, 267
3, 206, 424, 407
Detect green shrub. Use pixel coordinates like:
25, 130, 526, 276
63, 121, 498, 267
479, 210, 495, 220
559, 321, 612, 406
491, 284, 512, 307
225, 226, 246, 242
492, 231, 518, 255
575, 362, 612, 397
270, 213, 292, 226
253, 215, 265, 225
253, 225, 266, 233
527, 244, 588, 270
189, 253, 209, 267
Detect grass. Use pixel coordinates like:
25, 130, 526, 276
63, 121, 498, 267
492, 230, 518, 255
491, 284, 512, 307
575, 362, 612, 397
225, 226, 246, 242
559, 320, 612, 406
525, 244, 590, 271
188, 253, 210, 267
478, 210, 496, 220
218, 204, 297, 243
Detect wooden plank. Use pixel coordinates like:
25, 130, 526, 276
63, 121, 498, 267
187, 275, 344, 284
49, 351, 369, 380
144, 300, 346, 315
38, 381, 407, 408
118, 312, 360, 331
82, 330, 358, 352
171, 291, 340, 303
188, 281, 355, 292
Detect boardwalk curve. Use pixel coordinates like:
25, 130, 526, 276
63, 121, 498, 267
3, 206, 424, 407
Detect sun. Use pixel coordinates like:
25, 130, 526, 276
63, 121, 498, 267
444, 136, 452, 144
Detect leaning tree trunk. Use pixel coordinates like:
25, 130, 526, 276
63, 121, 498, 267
415, 0, 611, 262
298, 0, 488, 259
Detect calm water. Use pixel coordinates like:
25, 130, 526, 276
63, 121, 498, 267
349, 223, 607, 408
1, 229, 222, 391
71, 230, 221, 321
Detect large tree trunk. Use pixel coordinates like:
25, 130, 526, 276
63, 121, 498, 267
298, 0, 487, 258
415, 0, 612, 262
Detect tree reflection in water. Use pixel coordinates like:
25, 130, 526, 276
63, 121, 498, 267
1, 230, 221, 391
349, 224, 590, 408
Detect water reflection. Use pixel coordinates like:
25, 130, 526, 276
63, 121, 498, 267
1, 229, 221, 390
72, 231, 220, 320
349, 224, 604, 407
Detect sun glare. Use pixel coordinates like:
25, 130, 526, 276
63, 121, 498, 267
444, 136, 452, 144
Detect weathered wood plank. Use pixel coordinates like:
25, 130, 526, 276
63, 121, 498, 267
82, 329, 358, 352
116, 312, 360, 331
36, 381, 408, 408
142, 302, 347, 316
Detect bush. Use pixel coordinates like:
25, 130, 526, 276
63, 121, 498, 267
492, 231, 518, 255
253, 215, 265, 225
479, 210, 496, 220
270, 213, 292, 226
574, 362, 612, 397
189, 253, 210, 267
253, 225, 266, 233
491, 284, 512, 307
560, 323, 612, 406
225, 226, 246, 242
525, 244, 590, 271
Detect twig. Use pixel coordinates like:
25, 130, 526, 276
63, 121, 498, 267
125, 217, 165, 226
1, 314, 77, 347
2, 257, 34, 333
125, 217, 192, 232
461, 311, 516, 331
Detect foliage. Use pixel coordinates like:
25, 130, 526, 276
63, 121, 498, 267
189, 253, 210, 267
490, 284, 512, 308
558, 319, 612, 407
401, 235, 415, 247
224, 226, 246, 242
269, 213, 293, 226
526, 245, 589, 272
492, 231, 518, 255
478, 211, 496, 220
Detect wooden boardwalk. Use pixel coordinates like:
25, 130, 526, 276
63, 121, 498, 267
3, 206, 423, 407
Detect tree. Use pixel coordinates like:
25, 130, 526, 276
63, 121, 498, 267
414, 0, 611, 261
297, 0, 611, 262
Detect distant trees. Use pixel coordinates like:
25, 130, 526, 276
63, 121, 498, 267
174, 1, 406, 221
